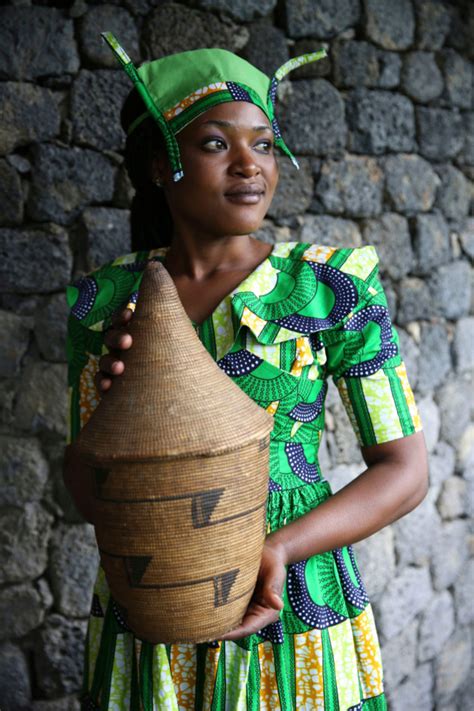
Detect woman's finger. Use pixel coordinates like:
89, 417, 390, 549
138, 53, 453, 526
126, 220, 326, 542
220, 604, 281, 641
111, 307, 133, 329
104, 329, 133, 351
98, 353, 125, 377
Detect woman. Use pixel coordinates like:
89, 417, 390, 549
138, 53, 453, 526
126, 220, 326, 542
64, 34, 428, 710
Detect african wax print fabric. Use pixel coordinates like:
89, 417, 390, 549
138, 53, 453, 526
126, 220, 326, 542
66, 241, 422, 710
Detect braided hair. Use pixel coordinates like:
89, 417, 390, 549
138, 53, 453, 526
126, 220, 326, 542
120, 88, 174, 252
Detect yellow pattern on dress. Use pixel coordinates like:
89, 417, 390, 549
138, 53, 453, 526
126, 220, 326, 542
328, 619, 361, 709
396, 362, 422, 430
258, 641, 281, 710
294, 628, 325, 710
350, 606, 384, 700
301, 244, 336, 264
202, 645, 221, 710
79, 354, 100, 429
241, 306, 267, 338
290, 337, 314, 376
169, 644, 197, 708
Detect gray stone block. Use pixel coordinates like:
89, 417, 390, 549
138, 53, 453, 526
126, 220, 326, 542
417, 396, 440, 453
429, 441, 456, 491
268, 157, 313, 220
0, 504, 53, 584
397, 328, 419, 388
400, 51, 444, 103
437, 476, 467, 520
34, 294, 69, 363
80, 207, 131, 270
347, 90, 415, 155
454, 317, 474, 373
6, 153, 31, 175
0, 583, 46, 641
0, 159, 23, 226
114, 163, 135, 209
440, 49, 473, 110
434, 164, 470, 220
78, 4, 139, 68
453, 557, 474, 625
431, 519, 469, 590
0, 227, 72, 295
458, 424, 474, 481
0, 82, 60, 156
353, 527, 395, 602
0, 436, 48, 507
27, 144, 116, 226
71, 70, 133, 152
0, 643, 31, 710
428, 261, 472, 320
397, 277, 434, 324
459, 217, 474, 260
32, 698, 81, 711
241, 20, 289, 77
279, 80, 346, 157
393, 496, 442, 567
436, 374, 472, 448
376, 50, 401, 89
380, 619, 418, 689
434, 628, 472, 705
332, 40, 380, 89
376, 565, 432, 640
0, 6, 79, 80
0, 379, 17, 429
0, 310, 30, 377
327, 394, 363, 467
142, 3, 249, 57
416, 321, 451, 395
418, 590, 455, 662
461, 112, 474, 166
314, 155, 383, 218
50, 524, 99, 618
363, 0, 415, 50
194, 0, 277, 22
415, 0, 451, 50
284, 0, 360, 39
384, 153, 440, 215
300, 215, 362, 247
416, 107, 464, 160
34, 614, 87, 697
14, 361, 68, 437
388, 662, 433, 711
289, 40, 332, 80
361, 213, 413, 279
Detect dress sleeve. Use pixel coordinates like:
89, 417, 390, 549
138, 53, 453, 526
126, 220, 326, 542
323, 252, 422, 448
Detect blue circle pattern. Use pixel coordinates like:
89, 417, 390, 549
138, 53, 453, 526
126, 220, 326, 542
287, 560, 347, 629
218, 349, 262, 377
333, 548, 369, 609
288, 382, 327, 423
274, 262, 358, 333
342, 304, 398, 377
257, 619, 284, 644
227, 82, 251, 102
268, 478, 283, 492
284, 443, 320, 483
71, 276, 98, 321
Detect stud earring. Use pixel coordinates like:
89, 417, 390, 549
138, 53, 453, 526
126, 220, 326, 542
153, 177, 163, 188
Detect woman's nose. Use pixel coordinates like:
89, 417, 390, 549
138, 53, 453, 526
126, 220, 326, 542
229, 147, 261, 177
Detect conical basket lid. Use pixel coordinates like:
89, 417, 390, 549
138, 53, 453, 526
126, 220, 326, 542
75, 261, 273, 462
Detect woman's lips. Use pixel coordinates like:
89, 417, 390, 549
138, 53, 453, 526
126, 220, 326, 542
224, 187, 265, 205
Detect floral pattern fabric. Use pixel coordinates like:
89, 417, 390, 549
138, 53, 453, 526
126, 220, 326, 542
66, 241, 422, 710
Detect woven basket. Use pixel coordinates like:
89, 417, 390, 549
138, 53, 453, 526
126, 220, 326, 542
75, 262, 273, 643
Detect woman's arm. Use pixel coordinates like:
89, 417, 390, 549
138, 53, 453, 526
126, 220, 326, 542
222, 431, 428, 640
267, 430, 428, 565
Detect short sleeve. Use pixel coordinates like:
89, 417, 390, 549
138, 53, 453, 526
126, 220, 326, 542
323, 252, 422, 448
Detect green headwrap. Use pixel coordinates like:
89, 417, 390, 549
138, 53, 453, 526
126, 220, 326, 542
101, 32, 327, 182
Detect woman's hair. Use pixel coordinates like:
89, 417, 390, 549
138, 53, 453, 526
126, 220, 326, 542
120, 88, 174, 252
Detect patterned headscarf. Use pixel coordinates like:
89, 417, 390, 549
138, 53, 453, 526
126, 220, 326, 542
102, 32, 326, 182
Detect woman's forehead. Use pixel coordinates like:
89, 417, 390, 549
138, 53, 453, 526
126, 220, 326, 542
185, 102, 272, 134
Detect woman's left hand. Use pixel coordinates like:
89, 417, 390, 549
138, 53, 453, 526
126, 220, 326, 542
220, 538, 287, 641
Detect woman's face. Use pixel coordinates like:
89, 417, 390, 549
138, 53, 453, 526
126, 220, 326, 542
154, 101, 279, 239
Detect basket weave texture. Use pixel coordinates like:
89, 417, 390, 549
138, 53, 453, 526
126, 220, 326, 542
75, 262, 273, 643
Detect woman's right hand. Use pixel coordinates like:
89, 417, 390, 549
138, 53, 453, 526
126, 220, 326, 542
95, 307, 134, 394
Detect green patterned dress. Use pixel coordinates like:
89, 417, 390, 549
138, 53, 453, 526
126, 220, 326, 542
66, 241, 422, 710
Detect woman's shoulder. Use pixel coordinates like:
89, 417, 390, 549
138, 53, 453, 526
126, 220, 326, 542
272, 241, 380, 284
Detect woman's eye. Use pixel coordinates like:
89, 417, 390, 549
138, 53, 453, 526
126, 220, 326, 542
256, 140, 274, 153
202, 138, 227, 151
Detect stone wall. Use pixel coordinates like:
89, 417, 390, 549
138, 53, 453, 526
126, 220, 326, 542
0, 1, 472, 708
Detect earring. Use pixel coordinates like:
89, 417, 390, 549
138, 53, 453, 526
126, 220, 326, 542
153, 177, 163, 188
